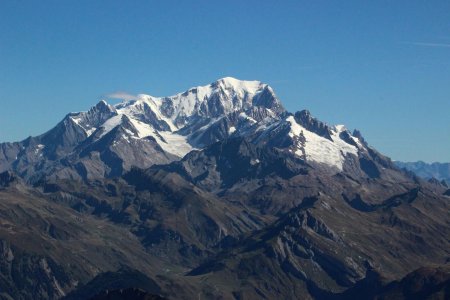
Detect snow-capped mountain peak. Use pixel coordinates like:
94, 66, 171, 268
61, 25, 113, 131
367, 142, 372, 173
62, 78, 281, 160
73, 77, 283, 142
156, 77, 275, 126
98, 77, 276, 132
214, 76, 266, 93
285, 115, 359, 171
0, 78, 375, 182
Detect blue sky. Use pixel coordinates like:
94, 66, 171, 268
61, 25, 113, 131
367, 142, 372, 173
0, 0, 449, 162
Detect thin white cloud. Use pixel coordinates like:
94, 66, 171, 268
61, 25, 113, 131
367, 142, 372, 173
404, 42, 450, 48
105, 91, 138, 101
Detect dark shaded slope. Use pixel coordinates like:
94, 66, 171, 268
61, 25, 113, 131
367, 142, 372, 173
331, 265, 450, 300
64, 268, 164, 300
186, 185, 450, 299
160, 137, 308, 192
89, 289, 166, 300
40, 167, 270, 269
0, 175, 169, 300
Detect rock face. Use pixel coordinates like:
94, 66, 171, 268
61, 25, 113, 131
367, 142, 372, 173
0, 78, 448, 299
0, 171, 17, 187
0, 181, 169, 300
0, 240, 71, 300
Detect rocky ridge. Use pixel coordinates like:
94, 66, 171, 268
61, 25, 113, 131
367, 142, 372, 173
0, 78, 448, 299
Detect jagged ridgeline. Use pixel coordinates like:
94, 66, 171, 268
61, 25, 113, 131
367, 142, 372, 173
0, 77, 370, 182
0, 78, 449, 299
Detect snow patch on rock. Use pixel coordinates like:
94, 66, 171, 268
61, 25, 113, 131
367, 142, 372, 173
286, 116, 358, 170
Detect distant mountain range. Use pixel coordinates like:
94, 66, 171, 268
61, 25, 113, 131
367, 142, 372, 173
0, 78, 448, 299
395, 161, 450, 183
